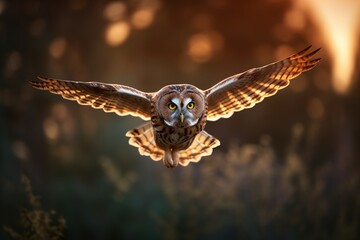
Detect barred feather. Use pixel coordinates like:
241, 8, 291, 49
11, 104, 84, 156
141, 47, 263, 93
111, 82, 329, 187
126, 123, 220, 167
178, 131, 220, 166
126, 123, 164, 161
30, 76, 153, 120
205, 46, 321, 121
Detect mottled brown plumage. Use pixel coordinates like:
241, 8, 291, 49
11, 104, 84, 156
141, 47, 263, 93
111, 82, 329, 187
30, 46, 320, 168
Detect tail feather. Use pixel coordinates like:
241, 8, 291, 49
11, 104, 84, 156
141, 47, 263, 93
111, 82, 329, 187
178, 131, 220, 166
126, 124, 220, 167
126, 122, 164, 161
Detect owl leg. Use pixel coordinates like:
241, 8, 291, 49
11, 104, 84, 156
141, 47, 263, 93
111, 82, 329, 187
163, 149, 179, 168
171, 150, 179, 167
163, 150, 173, 168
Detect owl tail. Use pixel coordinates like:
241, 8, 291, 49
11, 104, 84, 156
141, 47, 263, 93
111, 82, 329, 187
126, 123, 220, 167
178, 131, 220, 166
126, 122, 164, 161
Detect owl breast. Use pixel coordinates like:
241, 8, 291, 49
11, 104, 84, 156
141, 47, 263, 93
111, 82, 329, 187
154, 124, 204, 151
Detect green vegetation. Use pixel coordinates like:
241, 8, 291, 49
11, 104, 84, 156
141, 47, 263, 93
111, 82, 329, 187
3, 176, 66, 240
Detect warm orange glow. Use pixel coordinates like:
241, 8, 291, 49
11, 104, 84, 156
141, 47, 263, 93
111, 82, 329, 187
103, 1, 127, 21
49, 37, 67, 59
293, 0, 360, 94
187, 33, 212, 63
138, 0, 161, 11
131, 9, 155, 29
105, 21, 131, 46
187, 31, 223, 63
284, 8, 306, 31
43, 118, 59, 140
274, 45, 294, 60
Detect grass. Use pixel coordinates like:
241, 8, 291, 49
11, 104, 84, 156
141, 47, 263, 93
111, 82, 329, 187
3, 175, 66, 240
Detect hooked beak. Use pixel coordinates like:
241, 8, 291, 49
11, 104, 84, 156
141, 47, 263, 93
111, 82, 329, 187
180, 113, 184, 124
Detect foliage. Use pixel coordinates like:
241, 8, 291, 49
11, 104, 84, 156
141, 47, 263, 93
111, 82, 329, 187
159, 124, 360, 239
3, 176, 66, 240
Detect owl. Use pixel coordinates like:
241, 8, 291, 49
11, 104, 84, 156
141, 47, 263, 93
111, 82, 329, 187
30, 46, 320, 168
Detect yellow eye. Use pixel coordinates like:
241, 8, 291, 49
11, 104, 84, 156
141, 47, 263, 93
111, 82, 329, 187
168, 103, 177, 110
187, 102, 195, 109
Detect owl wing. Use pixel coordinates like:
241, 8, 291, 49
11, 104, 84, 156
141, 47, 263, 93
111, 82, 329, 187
204, 46, 321, 121
30, 76, 153, 120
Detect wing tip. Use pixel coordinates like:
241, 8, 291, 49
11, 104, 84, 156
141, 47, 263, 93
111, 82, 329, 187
29, 76, 52, 89
291, 45, 321, 60
293, 45, 312, 57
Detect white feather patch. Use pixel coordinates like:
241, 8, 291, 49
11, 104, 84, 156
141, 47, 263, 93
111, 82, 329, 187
208, 77, 238, 95
117, 87, 148, 100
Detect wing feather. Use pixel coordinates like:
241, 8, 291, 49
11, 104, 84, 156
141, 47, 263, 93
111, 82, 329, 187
30, 76, 153, 120
205, 46, 321, 121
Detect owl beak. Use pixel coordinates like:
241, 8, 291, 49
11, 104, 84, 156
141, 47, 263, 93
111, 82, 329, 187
180, 113, 185, 123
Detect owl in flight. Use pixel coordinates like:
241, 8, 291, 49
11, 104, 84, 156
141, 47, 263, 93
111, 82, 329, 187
31, 46, 320, 168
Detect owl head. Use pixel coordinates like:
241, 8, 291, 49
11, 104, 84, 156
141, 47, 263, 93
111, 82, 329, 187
155, 85, 205, 128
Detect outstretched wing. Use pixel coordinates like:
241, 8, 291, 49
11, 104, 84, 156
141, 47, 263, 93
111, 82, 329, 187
30, 76, 153, 120
205, 46, 321, 121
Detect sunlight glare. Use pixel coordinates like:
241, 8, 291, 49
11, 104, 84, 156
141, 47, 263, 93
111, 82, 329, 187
294, 0, 360, 94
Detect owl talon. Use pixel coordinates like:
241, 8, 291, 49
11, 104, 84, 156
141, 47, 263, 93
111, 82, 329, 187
171, 151, 179, 168
164, 160, 176, 168
163, 150, 173, 168
163, 150, 179, 168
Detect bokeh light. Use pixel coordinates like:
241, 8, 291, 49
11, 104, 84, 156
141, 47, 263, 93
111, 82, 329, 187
105, 21, 131, 46
49, 37, 67, 59
187, 31, 223, 63
43, 118, 59, 140
131, 8, 155, 29
103, 1, 127, 22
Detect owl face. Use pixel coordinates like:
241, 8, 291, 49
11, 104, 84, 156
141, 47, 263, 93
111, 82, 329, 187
156, 85, 205, 128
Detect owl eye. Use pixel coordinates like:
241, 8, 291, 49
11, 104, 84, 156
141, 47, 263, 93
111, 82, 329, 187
168, 103, 177, 110
187, 102, 195, 109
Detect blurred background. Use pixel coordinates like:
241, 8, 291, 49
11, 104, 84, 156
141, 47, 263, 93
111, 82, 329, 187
1, 0, 360, 239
